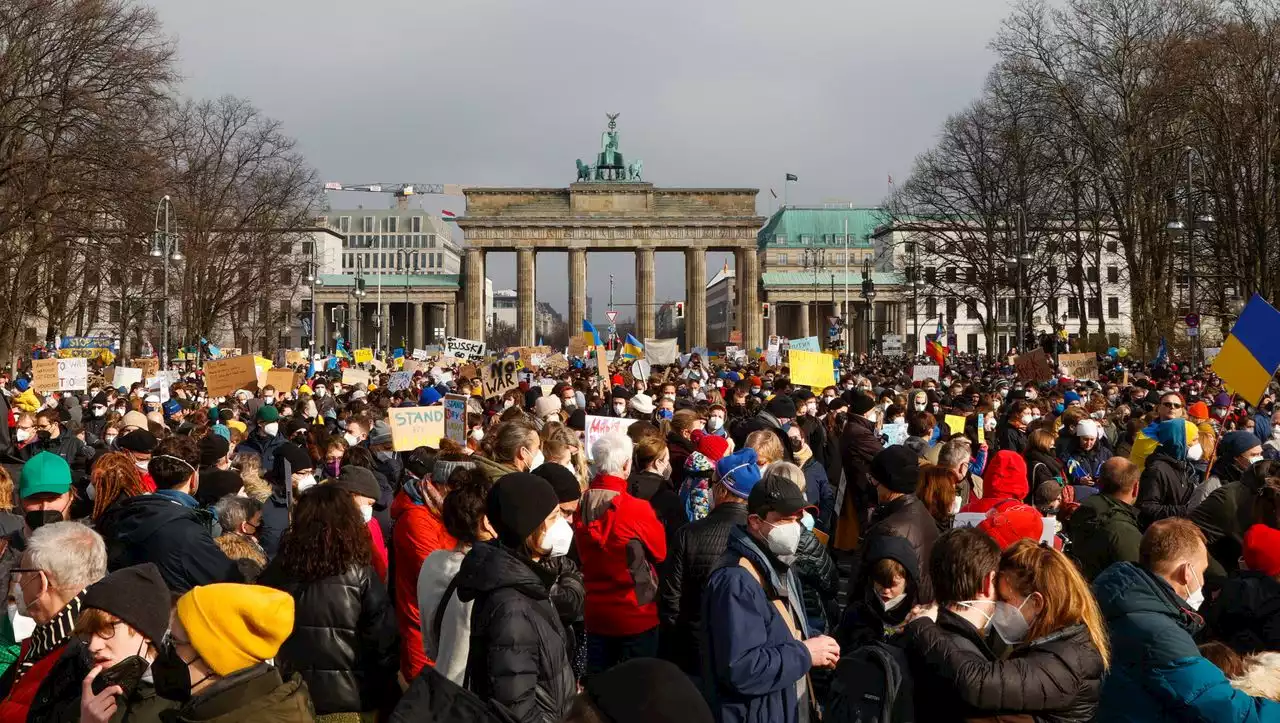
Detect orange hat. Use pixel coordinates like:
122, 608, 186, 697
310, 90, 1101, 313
978, 502, 1046, 550
1188, 401, 1210, 421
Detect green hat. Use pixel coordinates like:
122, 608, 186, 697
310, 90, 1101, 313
256, 405, 279, 423
19, 452, 72, 498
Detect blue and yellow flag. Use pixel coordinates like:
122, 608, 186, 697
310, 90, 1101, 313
1212, 294, 1280, 405
621, 334, 645, 360
582, 319, 602, 347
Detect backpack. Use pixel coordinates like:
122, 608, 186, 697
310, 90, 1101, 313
824, 640, 914, 723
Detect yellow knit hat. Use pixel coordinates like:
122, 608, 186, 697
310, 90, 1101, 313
176, 584, 295, 676
225, 419, 247, 435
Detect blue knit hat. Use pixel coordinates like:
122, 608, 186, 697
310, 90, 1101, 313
717, 448, 762, 499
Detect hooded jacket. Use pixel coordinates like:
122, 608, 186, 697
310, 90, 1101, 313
1205, 571, 1280, 656
95, 493, 238, 593
163, 663, 315, 723
838, 533, 920, 650
1192, 464, 1268, 582
1092, 561, 1280, 722
236, 431, 285, 479
960, 450, 1028, 514
861, 494, 938, 604
1138, 449, 1198, 529
574, 473, 667, 637
454, 542, 575, 723
390, 487, 457, 680
1067, 492, 1142, 581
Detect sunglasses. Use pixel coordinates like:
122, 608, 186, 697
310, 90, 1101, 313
1161, 402, 1183, 409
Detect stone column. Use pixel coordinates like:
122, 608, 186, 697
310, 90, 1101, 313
517, 248, 536, 346
569, 249, 588, 329
445, 302, 457, 337
685, 249, 707, 349
797, 302, 811, 338
736, 247, 761, 350
766, 298, 777, 339
636, 248, 655, 341
463, 249, 485, 340
411, 302, 424, 349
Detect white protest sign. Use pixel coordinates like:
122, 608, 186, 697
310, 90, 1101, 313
881, 422, 909, 447
445, 336, 486, 361
643, 338, 679, 366
789, 336, 821, 353
387, 371, 413, 393
107, 366, 143, 391
411, 348, 430, 361
584, 414, 638, 461
912, 365, 940, 382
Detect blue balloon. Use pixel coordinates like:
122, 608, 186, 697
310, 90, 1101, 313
1107, 346, 1119, 358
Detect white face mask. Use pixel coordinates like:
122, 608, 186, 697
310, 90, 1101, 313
529, 450, 545, 471
1187, 442, 1203, 461
360, 504, 374, 524
296, 474, 317, 492
263, 395, 275, 405
469, 428, 485, 441
1020, 413, 1034, 426
314, 388, 327, 398
882, 591, 908, 612
762, 519, 802, 565
343, 432, 360, 447
865, 409, 879, 423
92, 406, 106, 418
1184, 566, 1205, 610
707, 416, 724, 431
950, 496, 963, 515
262, 422, 279, 437
136, 460, 149, 472
1248, 455, 1265, 466
14, 429, 30, 443
541, 516, 574, 557
913, 402, 926, 412
502, 399, 514, 410
613, 404, 627, 415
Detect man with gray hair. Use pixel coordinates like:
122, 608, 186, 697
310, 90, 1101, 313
575, 430, 668, 673
0, 522, 107, 721
938, 436, 983, 508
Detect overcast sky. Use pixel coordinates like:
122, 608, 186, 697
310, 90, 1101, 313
154, 0, 1011, 323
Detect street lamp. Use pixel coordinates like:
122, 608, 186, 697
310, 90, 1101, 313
1167, 146, 1215, 367
802, 248, 826, 344
397, 249, 413, 349
352, 257, 367, 350
861, 259, 877, 354
306, 259, 317, 360
151, 196, 182, 371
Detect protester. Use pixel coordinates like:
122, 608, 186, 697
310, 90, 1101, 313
257, 441, 316, 558
628, 433, 689, 553
959, 449, 1028, 514
1137, 419, 1201, 528
1203, 523, 1280, 655
916, 464, 960, 533
474, 419, 541, 483
937, 435, 982, 508
1193, 459, 1280, 583
195, 434, 243, 506
732, 394, 796, 464
859, 445, 936, 602
836, 392, 882, 549
18, 451, 77, 532
786, 423, 834, 533
1129, 392, 1187, 470
1069, 457, 1144, 580
1195, 429, 1264, 508
1062, 418, 1112, 488
331, 464, 391, 583
766, 462, 839, 636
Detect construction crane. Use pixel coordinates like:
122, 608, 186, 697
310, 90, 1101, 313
323, 182, 466, 210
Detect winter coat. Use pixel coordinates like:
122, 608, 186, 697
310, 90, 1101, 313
1093, 561, 1280, 722
235, 431, 285, 477
666, 432, 697, 490
1067, 493, 1142, 581
702, 525, 813, 723
839, 414, 883, 520
995, 424, 1028, 454
861, 493, 938, 603
903, 608, 999, 723
419, 549, 470, 685
31, 431, 94, 485
960, 450, 1028, 514
902, 618, 1104, 723
800, 457, 835, 533
258, 488, 290, 559
1061, 437, 1113, 486
472, 455, 519, 485
1026, 447, 1065, 495
574, 473, 667, 637
162, 663, 315, 723
837, 533, 920, 651
95, 492, 238, 593
793, 527, 839, 635
258, 561, 400, 716
1192, 464, 1267, 583
389, 664, 521, 723
628, 469, 689, 562
454, 541, 575, 723
658, 501, 748, 677
0, 634, 87, 723
1137, 450, 1198, 529
1205, 571, 1280, 656
390, 488, 456, 680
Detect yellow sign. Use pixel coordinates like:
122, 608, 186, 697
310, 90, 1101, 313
354, 348, 373, 364
388, 405, 445, 451
944, 414, 967, 437
788, 349, 836, 389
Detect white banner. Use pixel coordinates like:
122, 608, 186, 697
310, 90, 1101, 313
444, 336, 486, 361
912, 364, 940, 382
584, 415, 638, 461
642, 338, 679, 366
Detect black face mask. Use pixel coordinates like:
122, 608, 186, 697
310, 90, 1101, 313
152, 639, 203, 702
35, 429, 51, 445
790, 437, 804, 453
25, 510, 62, 531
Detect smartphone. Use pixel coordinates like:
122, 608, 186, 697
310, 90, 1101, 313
92, 656, 148, 698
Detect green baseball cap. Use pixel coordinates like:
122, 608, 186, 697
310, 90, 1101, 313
256, 405, 280, 423
19, 452, 72, 498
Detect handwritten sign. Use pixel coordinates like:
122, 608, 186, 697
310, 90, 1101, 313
389, 405, 445, 451
584, 415, 638, 461
444, 393, 469, 446
567, 336, 587, 359
136, 357, 160, 379
912, 365, 940, 382
445, 336, 486, 361
1014, 349, 1055, 382
1058, 352, 1099, 380
944, 414, 967, 437
594, 344, 609, 378
387, 371, 413, 393
342, 368, 371, 388
204, 356, 259, 398
286, 350, 308, 366
482, 359, 520, 398
265, 369, 298, 393
411, 348, 430, 361
32, 358, 87, 392
789, 336, 821, 353
353, 348, 373, 364
881, 422, 909, 447
105, 366, 143, 391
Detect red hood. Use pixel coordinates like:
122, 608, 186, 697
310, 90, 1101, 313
982, 450, 1029, 501
390, 489, 417, 522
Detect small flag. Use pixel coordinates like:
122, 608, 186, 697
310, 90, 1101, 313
785, 173, 799, 182
1213, 294, 1280, 405
926, 318, 949, 367
440, 209, 456, 219
888, 174, 894, 185
621, 334, 645, 360
769, 189, 777, 199
582, 319, 602, 347
1154, 337, 1169, 369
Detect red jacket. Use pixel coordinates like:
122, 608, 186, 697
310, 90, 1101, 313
368, 517, 388, 584
961, 450, 1029, 514
390, 489, 456, 680
574, 473, 667, 637
0, 638, 65, 722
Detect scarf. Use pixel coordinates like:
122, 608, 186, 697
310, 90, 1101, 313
20, 591, 85, 675
794, 443, 813, 468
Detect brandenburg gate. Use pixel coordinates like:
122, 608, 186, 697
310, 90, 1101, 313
455, 115, 765, 350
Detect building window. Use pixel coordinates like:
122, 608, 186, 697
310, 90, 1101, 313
1067, 267, 1082, 284
301, 241, 314, 256
338, 216, 351, 233
109, 300, 120, 323
1048, 297, 1059, 319
800, 234, 814, 245
361, 216, 374, 233
946, 297, 958, 321
925, 267, 936, 284
774, 234, 787, 245
945, 267, 957, 283
1087, 267, 1099, 283
109, 269, 122, 285
966, 267, 976, 284
1067, 297, 1079, 318
777, 252, 788, 265
1048, 266, 1058, 285
383, 217, 398, 233
1108, 297, 1120, 319
966, 299, 978, 317
1106, 240, 1118, 254
278, 299, 291, 316
1107, 266, 1119, 284
926, 296, 938, 318
833, 253, 844, 266
1088, 298, 1101, 319
967, 333, 979, 354
280, 269, 292, 285
259, 298, 270, 318
411, 216, 422, 233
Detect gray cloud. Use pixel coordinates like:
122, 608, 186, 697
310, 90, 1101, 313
154, 0, 1010, 321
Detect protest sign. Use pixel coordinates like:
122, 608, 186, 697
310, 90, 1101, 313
445, 336, 486, 361
881, 422, 909, 447
643, 338, 679, 366
1014, 349, 1055, 382
593, 345, 609, 378
789, 349, 836, 389
912, 365, 940, 382
411, 348, 430, 361
285, 350, 308, 366
388, 405, 445, 451
584, 415, 638, 460
1058, 352, 1099, 379
204, 356, 259, 398
136, 357, 160, 379
631, 359, 651, 381
387, 371, 413, 393
444, 394, 469, 445
481, 358, 520, 398
944, 414, 967, 437
370, 358, 388, 373
32, 358, 87, 392
567, 336, 587, 359
105, 366, 143, 391
353, 348, 373, 364
342, 368, 371, 388
789, 336, 821, 353
977, 413, 986, 446
265, 369, 298, 393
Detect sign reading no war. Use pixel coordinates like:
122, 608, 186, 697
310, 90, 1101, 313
389, 405, 445, 451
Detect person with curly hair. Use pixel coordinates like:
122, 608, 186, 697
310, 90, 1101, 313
87, 452, 148, 523
259, 484, 400, 719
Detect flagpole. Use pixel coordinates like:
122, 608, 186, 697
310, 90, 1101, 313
843, 218, 850, 354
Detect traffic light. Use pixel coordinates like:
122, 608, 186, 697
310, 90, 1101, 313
762, 302, 771, 319
675, 302, 685, 319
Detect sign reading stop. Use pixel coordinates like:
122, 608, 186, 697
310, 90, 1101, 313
1185, 313, 1201, 329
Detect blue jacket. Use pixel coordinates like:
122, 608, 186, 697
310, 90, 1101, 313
1254, 413, 1273, 446
1093, 561, 1280, 722
702, 526, 812, 723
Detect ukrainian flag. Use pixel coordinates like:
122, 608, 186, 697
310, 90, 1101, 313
1212, 294, 1280, 405
621, 334, 645, 360
582, 319, 602, 347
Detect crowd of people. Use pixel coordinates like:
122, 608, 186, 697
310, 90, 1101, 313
0, 350, 1279, 721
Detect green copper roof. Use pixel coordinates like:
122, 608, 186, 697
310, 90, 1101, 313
757, 206, 887, 249
762, 271, 901, 287
316, 274, 461, 288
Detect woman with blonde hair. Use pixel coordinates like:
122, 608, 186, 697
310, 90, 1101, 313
234, 451, 271, 501
916, 464, 960, 533
745, 429, 785, 467
542, 422, 587, 486
903, 538, 1108, 721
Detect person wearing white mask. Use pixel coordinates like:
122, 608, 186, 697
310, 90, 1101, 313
329, 465, 391, 583
256, 441, 319, 559
837, 534, 921, 648
705, 404, 729, 438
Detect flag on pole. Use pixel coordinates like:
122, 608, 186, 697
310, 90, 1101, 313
440, 210, 456, 219
785, 173, 799, 182
770, 189, 777, 199
582, 319, 602, 347
1212, 294, 1280, 405
621, 334, 645, 360
926, 318, 949, 367
1154, 337, 1169, 369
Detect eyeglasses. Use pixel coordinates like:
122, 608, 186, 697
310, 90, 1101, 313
1161, 402, 1183, 409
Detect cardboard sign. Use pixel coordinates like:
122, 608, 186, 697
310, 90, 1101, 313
445, 336, 486, 361
594, 345, 609, 378
264, 369, 298, 393
370, 358, 388, 373
1014, 349, 1055, 382
1058, 352, 1099, 380
353, 348, 373, 364
342, 368, 371, 388
136, 357, 160, 379
944, 414, 967, 436
789, 349, 836, 389
388, 405, 445, 451
643, 338, 679, 366
402, 359, 423, 374
584, 415, 638, 461
106, 366, 143, 391
912, 365, 941, 382
387, 371, 413, 393
411, 348, 430, 361
567, 336, 587, 359
32, 358, 87, 392
285, 350, 308, 366
444, 393, 469, 446
204, 356, 259, 398
789, 336, 821, 353
482, 358, 520, 398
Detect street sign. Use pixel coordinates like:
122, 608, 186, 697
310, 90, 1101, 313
606, 310, 618, 324
1185, 312, 1201, 328
1187, 327, 1200, 337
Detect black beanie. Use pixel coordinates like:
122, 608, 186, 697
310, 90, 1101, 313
585, 657, 713, 723
272, 442, 315, 481
849, 393, 876, 415
487, 473, 559, 547
82, 563, 171, 643
534, 463, 582, 503
767, 395, 797, 420
198, 435, 230, 467
871, 445, 921, 494
118, 429, 157, 454
332, 466, 380, 500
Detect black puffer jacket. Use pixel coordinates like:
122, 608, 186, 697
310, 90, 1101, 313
903, 620, 1104, 723
860, 494, 938, 603
1137, 450, 1198, 529
1192, 464, 1268, 582
657, 501, 748, 676
794, 527, 839, 635
1204, 571, 1280, 655
454, 541, 574, 723
259, 562, 400, 716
